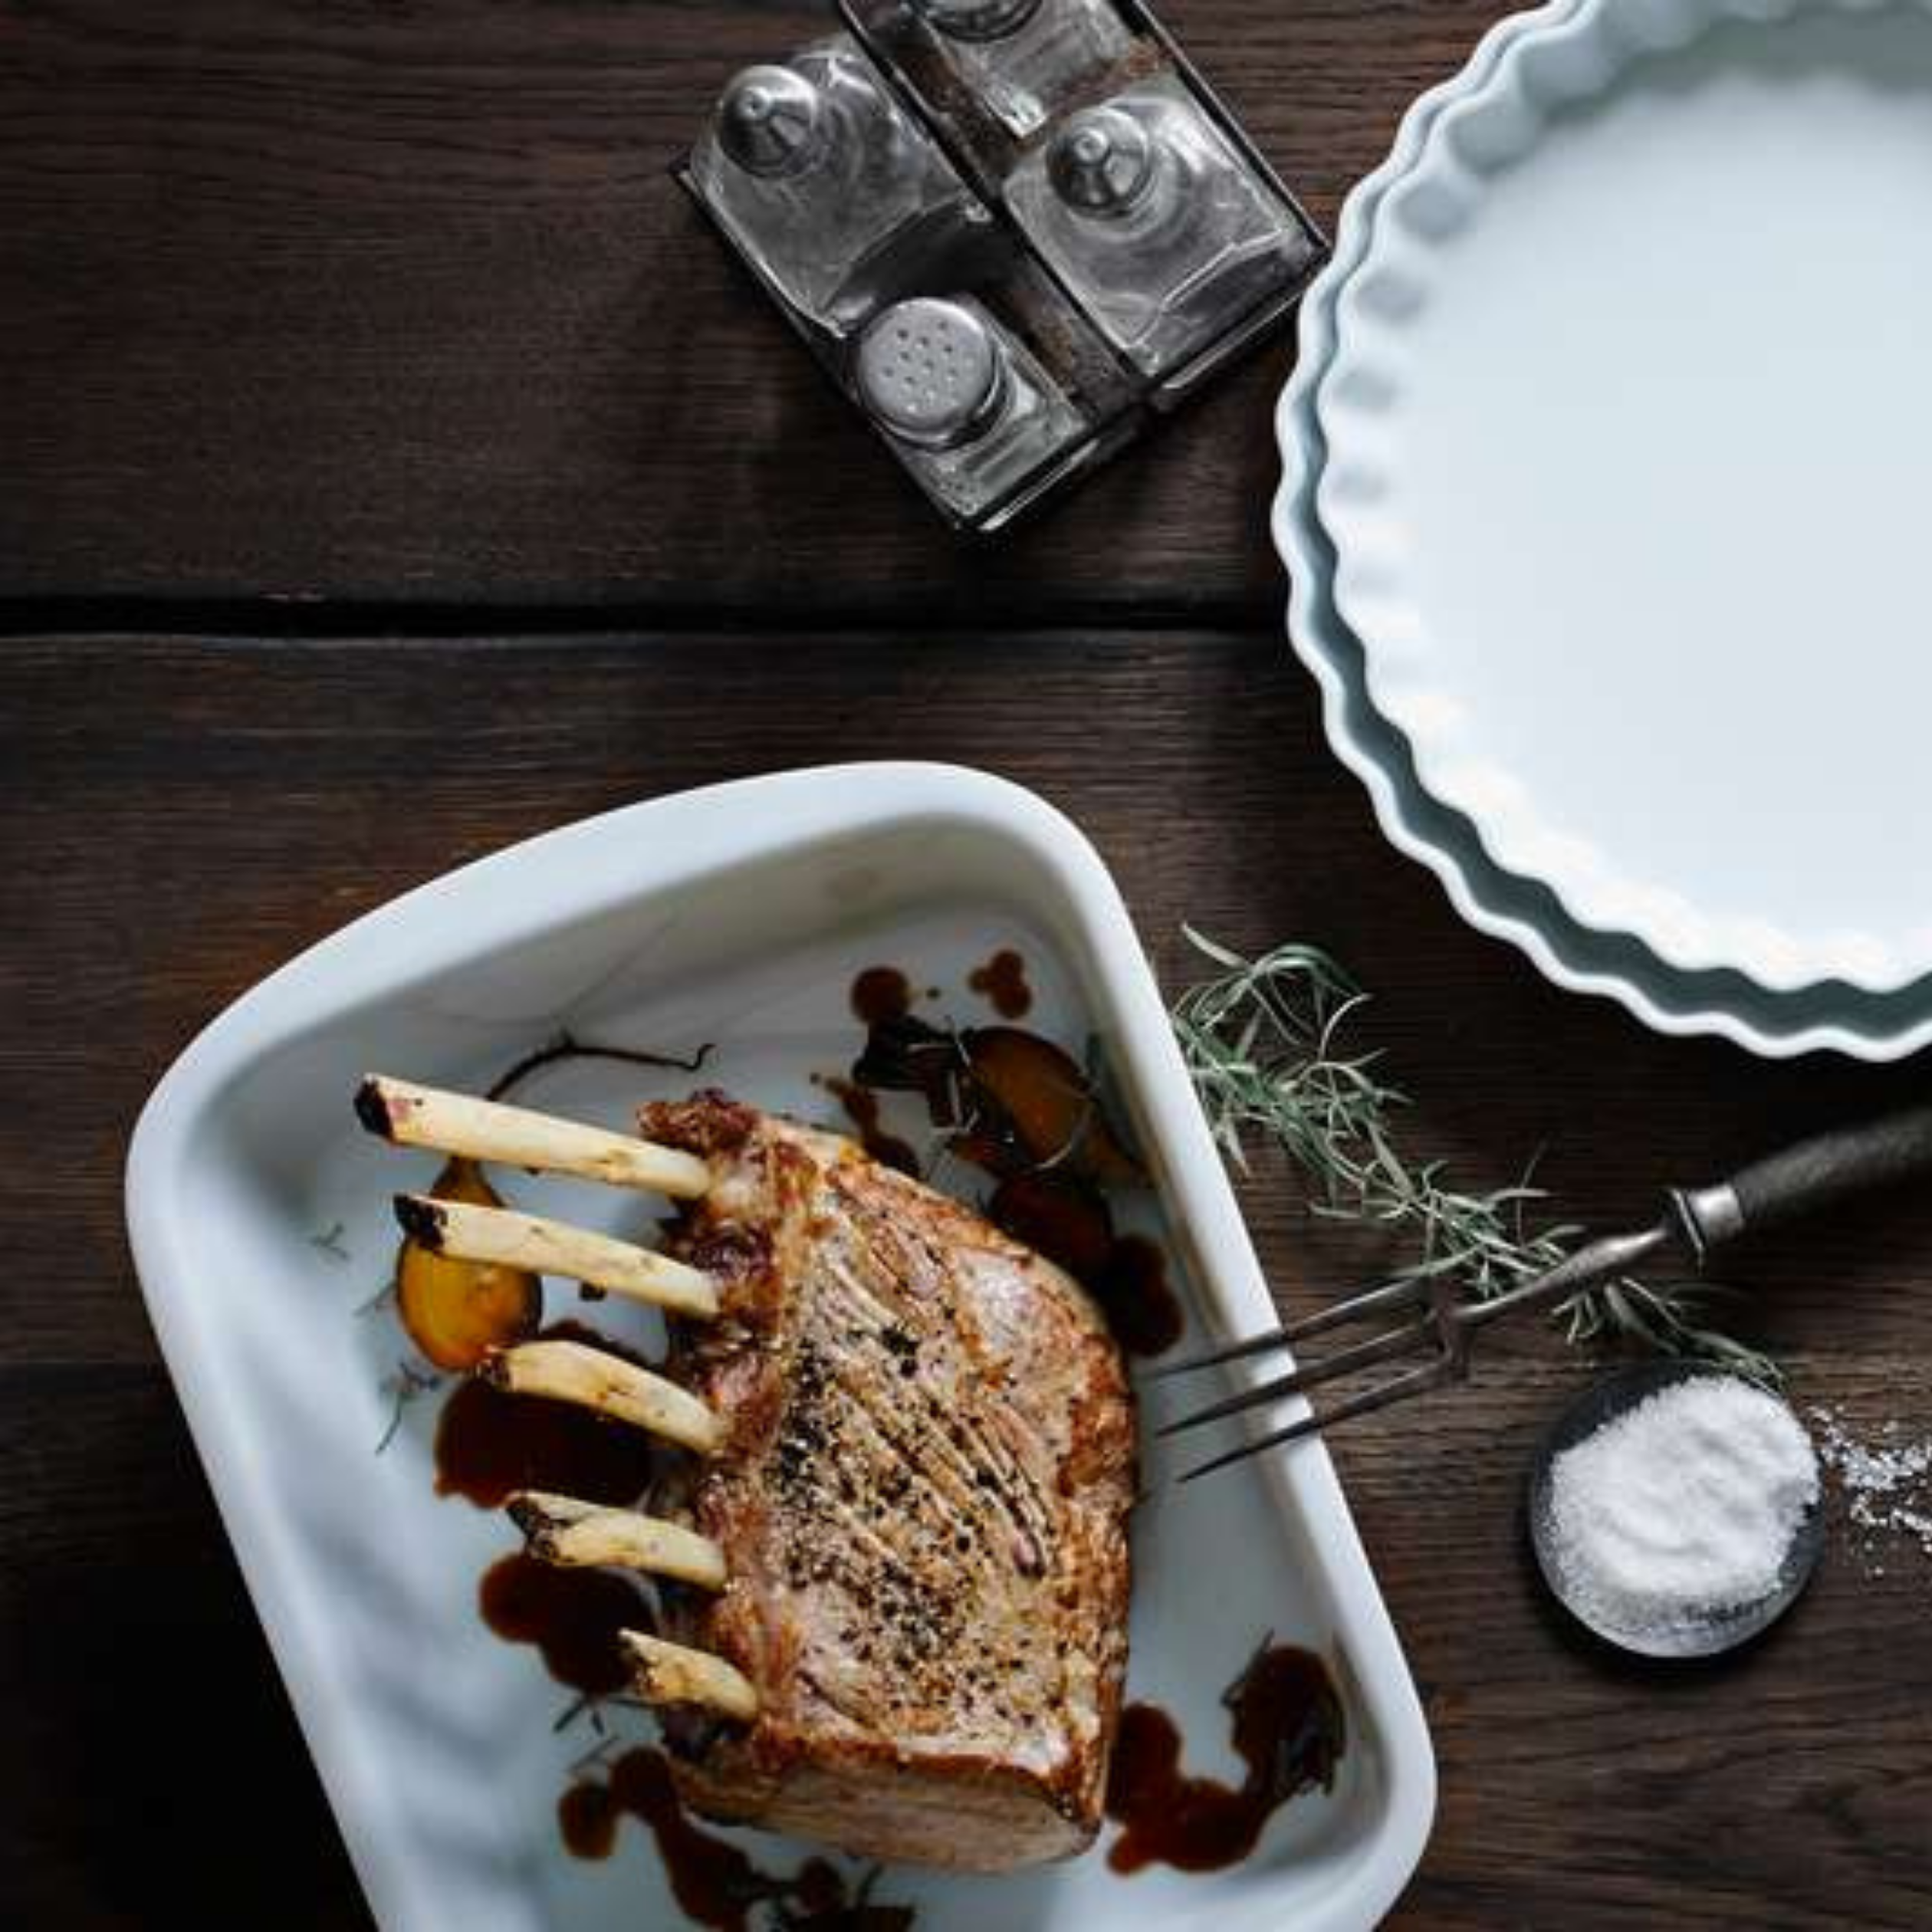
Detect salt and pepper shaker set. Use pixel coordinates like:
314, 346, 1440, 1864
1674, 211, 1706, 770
678, 0, 1325, 532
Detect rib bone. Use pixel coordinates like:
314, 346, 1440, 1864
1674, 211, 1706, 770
356, 1075, 711, 1199
480, 1339, 724, 1455
508, 1490, 727, 1589
621, 1631, 759, 1723
396, 1194, 719, 1319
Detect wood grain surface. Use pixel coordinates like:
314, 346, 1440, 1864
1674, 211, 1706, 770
7, 2, 1932, 1927
6, 634, 1932, 1929
0, 0, 1496, 619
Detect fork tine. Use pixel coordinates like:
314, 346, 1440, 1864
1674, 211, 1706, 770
1155, 1320, 1437, 1439
1177, 1360, 1454, 1484
1145, 1276, 1428, 1381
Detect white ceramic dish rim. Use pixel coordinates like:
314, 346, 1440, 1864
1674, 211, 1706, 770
1273, 0, 1932, 1059
124, 762, 1437, 1932
1312, 0, 1932, 1000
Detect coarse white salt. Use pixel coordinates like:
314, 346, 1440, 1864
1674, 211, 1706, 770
1812, 1408, 1932, 1572
1545, 1377, 1819, 1644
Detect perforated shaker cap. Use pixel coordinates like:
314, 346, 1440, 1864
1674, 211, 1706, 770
716, 64, 826, 177
855, 299, 1011, 452
1048, 106, 1158, 216
912, 0, 1044, 43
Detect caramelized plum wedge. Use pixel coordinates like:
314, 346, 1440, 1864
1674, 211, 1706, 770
853, 1017, 1143, 1188
961, 1027, 1143, 1188
396, 1158, 544, 1372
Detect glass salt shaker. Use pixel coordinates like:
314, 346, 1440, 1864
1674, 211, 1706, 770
850, 294, 1089, 523
1004, 70, 1310, 379
687, 36, 990, 333
905, 0, 1135, 140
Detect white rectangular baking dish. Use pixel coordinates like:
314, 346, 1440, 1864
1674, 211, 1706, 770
126, 763, 1433, 1932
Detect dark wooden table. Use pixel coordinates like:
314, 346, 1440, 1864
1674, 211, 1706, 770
6, 5, 1931, 1927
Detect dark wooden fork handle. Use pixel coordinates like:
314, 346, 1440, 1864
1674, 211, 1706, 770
1671, 1102, 1932, 1260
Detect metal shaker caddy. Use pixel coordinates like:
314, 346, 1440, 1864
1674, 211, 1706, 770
676, 1, 1326, 534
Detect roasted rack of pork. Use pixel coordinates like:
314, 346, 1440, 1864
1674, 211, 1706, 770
356, 1076, 1137, 1871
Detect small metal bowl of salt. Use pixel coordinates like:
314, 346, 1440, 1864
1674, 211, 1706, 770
1527, 1360, 1825, 1661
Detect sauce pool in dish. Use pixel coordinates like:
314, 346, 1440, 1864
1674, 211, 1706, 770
1106, 1642, 1346, 1875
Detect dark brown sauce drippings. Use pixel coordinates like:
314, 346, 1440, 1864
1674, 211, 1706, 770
988, 1171, 1115, 1280
1106, 1643, 1346, 1875
560, 1749, 909, 1929
434, 1320, 657, 1508
480, 1552, 647, 1697
822, 1075, 922, 1178
849, 965, 913, 1028
1092, 1234, 1184, 1360
561, 1748, 762, 1915
558, 1778, 621, 1860
988, 1175, 1183, 1359
968, 948, 1033, 1019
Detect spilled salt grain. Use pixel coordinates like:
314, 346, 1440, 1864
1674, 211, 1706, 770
1546, 1378, 1819, 1644
1812, 1408, 1932, 1574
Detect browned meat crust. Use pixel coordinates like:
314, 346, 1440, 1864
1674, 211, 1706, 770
639, 1092, 1136, 1871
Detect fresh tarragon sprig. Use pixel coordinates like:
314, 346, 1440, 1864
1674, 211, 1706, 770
1170, 931, 1779, 1384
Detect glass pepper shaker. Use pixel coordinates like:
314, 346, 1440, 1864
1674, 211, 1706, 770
1004, 70, 1311, 378
687, 36, 991, 333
